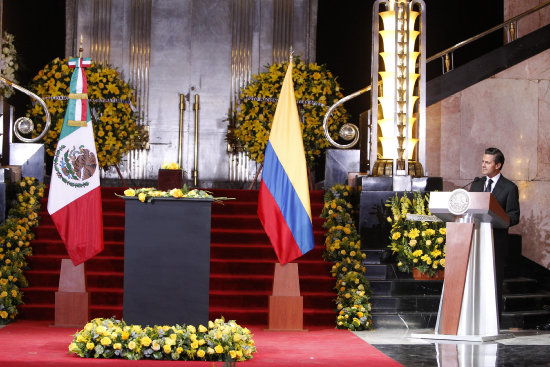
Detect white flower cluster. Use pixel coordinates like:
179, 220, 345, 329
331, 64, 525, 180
1, 32, 19, 98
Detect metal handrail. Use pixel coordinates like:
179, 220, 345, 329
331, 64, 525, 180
426, 0, 550, 64
0, 75, 52, 143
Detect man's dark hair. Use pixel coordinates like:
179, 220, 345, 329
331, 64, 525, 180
485, 147, 505, 169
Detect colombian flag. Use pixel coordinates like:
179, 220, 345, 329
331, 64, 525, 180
257, 61, 314, 265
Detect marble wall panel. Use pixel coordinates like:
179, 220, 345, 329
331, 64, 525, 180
425, 102, 441, 177
538, 80, 550, 179
512, 180, 550, 268
542, 2, 550, 28
439, 94, 461, 182
459, 78, 538, 182
493, 48, 550, 80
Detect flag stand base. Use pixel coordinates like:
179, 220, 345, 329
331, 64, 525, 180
266, 263, 307, 331
54, 259, 90, 327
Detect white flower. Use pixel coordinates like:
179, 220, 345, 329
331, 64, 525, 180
1, 31, 19, 98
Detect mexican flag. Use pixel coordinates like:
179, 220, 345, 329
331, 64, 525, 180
47, 57, 103, 266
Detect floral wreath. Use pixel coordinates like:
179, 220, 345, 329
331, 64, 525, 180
25, 57, 138, 169
0, 32, 19, 98
228, 59, 349, 167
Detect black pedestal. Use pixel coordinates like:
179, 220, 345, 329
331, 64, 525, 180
324, 149, 360, 189
123, 197, 213, 326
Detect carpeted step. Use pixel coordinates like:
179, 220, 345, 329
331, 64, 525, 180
208, 290, 335, 309
209, 274, 334, 292
27, 255, 331, 278
209, 259, 331, 276
208, 306, 335, 327
29, 240, 124, 257
34, 225, 125, 242
210, 243, 325, 260
210, 228, 325, 244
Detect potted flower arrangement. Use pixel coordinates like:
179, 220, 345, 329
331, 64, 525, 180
386, 191, 446, 279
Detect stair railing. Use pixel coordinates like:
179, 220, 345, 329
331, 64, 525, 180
429, 0, 550, 74
0, 75, 52, 143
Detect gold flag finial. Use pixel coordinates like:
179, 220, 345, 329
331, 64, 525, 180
289, 46, 294, 64
79, 34, 84, 58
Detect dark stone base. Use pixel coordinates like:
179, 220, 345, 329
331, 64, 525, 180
123, 198, 212, 327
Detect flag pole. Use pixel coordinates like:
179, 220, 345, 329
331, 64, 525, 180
55, 35, 91, 327
265, 47, 307, 331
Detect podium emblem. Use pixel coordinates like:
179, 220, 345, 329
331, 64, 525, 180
448, 189, 471, 215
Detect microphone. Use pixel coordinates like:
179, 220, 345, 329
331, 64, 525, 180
460, 176, 480, 189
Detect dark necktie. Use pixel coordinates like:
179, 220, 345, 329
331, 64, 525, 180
485, 178, 493, 192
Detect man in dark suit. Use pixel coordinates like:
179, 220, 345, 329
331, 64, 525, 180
470, 147, 520, 323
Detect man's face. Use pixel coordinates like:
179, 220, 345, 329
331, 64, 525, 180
482, 154, 501, 178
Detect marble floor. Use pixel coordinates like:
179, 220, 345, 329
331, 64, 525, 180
354, 328, 550, 367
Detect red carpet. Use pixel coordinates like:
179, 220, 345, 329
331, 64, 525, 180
19, 187, 335, 326
0, 321, 404, 366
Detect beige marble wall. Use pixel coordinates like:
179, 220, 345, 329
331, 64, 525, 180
425, 48, 550, 269
504, 0, 550, 39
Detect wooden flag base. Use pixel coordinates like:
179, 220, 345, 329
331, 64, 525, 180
54, 259, 90, 327
267, 263, 307, 331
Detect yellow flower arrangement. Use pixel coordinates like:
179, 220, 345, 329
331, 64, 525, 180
386, 191, 446, 277
25, 57, 138, 168
228, 59, 349, 167
120, 185, 233, 204
321, 184, 372, 331
0, 177, 45, 323
69, 317, 256, 362
161, 162, 181, 170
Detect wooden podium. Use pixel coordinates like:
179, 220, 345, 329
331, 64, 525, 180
412, 190, 513, 342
